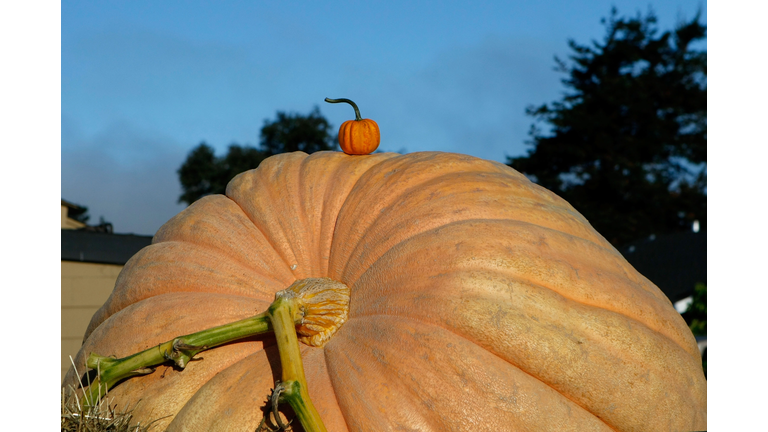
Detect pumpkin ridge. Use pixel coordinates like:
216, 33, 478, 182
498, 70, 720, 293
297, 153, 323, 275
498, 268, 692, 355
152, 195, 288, 277
350, 279, 702, 420
326, 316, 463, 430
294, 151, 400, 277
324, 154, 425, 277
335, 175, 618, 284
321, 347, 352, 432
340, 216, 596, 289
290, 156, 317, 274
297, 151, 390, 276
345, 220, 704, 430
140, 240, 290, 293
225, 183, 298, 275
154, 236, 287, 285
466, 255, 680, 334
82, 240, 290, 340
332, 170, 544, 282
332, 314, 617, 431
350, 271, 694, 365
134, 240, 286, 290
350, 217, 687, 348
329, 152, 517, 278
226, 153, 313, 277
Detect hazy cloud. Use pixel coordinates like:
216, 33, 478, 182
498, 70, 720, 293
62, 116, 188, 235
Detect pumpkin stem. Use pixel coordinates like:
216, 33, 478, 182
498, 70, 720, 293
261, 278, 350, 432
267, 297, 328, 432
77, 278, 349, 432
325, 97, 363, 121
80, 311, 275, 406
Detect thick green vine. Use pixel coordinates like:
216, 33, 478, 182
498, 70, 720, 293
77, 277, 350, 432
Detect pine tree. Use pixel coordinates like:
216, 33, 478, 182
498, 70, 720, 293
509, 8, 706, 246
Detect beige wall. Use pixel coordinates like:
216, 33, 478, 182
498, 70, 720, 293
61, 261, 123, 383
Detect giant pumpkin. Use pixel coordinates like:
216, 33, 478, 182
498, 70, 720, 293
63, 151, 706, 431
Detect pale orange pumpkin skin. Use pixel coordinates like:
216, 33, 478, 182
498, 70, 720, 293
64, 151, 706, 431
338, 118, 380, 155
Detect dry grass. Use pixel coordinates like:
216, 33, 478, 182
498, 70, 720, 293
61, 358, 167, 432
61, 358, 290, 431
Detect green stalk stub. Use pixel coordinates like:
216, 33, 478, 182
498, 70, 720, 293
265, 278, 351, 432
282, 277, 351, 347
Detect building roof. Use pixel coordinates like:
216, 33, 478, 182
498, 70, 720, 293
61, 229, 153, 265
619, 231, 706, 303
61, 199, 85, 210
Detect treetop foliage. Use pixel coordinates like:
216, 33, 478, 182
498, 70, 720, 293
260, 107, 335, 155
177, 143, 267, 205
178, 106, 337, 205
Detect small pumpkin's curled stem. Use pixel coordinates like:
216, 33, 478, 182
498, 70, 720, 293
325, 97, 363, 121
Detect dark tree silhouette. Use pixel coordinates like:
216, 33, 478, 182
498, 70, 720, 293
177, 143, 266, 205
178, 107, 337, 205
260, 107, 336, 155
68, 204, 90, 224
508, 8, 706, 247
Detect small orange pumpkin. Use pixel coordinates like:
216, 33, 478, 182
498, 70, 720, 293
325, 97, 380, 155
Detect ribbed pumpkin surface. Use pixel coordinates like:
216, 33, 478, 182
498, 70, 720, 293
63, 151, 706, 431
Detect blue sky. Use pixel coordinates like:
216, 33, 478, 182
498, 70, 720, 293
61, 0, 706, 235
